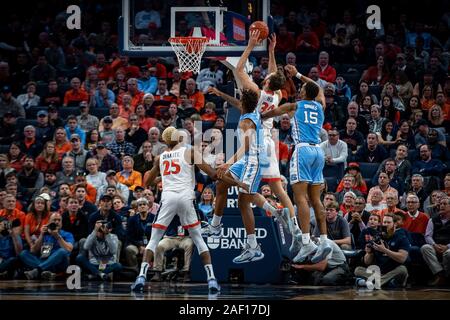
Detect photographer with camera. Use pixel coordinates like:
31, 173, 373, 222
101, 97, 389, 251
357, 213, 382, 249
88, 195, 125, 242
355, 213, 411, 288
76, 218, 122, 281
0, 194, 26, 233
0, 217, 23, 279
20, 212, 74, 280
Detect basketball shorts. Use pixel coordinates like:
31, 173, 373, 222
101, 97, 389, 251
289, 144, 324, 185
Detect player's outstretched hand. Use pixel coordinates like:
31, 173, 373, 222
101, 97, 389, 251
249, 30, 262, 47
268, 33, 276, 51
284, 64, 298, 77
207, 87, 220, 96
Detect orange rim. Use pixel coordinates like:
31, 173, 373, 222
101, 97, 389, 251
168, 37, 208, 45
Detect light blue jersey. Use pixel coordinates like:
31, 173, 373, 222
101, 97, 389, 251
237, 111, 268, 167
292, 100, 324, 145
229, 111, 267, 193
290, 99, 325, 185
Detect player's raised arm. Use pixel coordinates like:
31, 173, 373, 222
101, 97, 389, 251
235, 30, 262, 94
268, 33, 277, 74
143, 156, 160, 187
284, 65, 326, 109
261, 102, 297, 119
207, 87, 242, 112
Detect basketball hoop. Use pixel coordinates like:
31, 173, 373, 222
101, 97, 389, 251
169, 36, 208, 74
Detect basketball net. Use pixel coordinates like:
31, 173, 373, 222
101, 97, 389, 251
169, 28, 208, 74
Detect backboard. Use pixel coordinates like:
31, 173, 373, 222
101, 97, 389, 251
119, 0, 271, 57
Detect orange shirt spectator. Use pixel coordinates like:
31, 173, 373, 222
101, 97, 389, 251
70, 183, 97, 204
0, 208, 27, 230
117, 90, 144, 109
110, 56, 140, 79
24, 212, 50, 242
55, 142, 72, 157
116, 170, 142, 191
64, 89, 89, 106
35, 156, 61, 172
380, 207, 405, 220
146, 58, 167, 78
64, 78, 89, 106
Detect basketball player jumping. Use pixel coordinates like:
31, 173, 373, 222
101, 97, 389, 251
206, 30, 302, 253
203, 87, 286, 263
131, 127, 248, 293
261, 64, 332, 264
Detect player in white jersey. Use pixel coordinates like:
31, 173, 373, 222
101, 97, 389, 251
131, 127, 248, 293
207, 31, 302, 253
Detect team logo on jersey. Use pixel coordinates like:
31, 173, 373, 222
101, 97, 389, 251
206, 227, 267, 250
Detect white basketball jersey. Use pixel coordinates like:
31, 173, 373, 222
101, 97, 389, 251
159, 146, 195, 193
256, 90, 280, 135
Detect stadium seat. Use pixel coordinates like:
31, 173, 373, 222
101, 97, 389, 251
325, 177, 338, 193
323, 163, 345, 181
358, 162, 380, 179
90, 108, 110, 120
58, 107, 81, 119
408, 149, 418, 161
36, 82, 49, 97
17, 119, 39, 132
0, 144, 9, 154
359, 162, 380, 190
26, 106, 49, 118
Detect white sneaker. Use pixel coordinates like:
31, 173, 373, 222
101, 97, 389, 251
289, 232, 303, 254
130, 275, 146, 292
208, 278, 221, 293
232, 244, 265, 264
311, 240, 332, 263
202, 223, 222, 238
292, 241, 317, 263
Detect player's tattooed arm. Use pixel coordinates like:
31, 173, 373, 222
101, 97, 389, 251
207, 87, 242, 111
261, 102, 296, 119
143, 155, 160, 187
284, 65, 326, 109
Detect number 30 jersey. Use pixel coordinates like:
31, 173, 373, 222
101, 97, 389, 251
292, 100, 324, 145
256, 90, 280, 136
159, 146, 195, 193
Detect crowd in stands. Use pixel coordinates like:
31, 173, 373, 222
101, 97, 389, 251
0, 1, 450, 287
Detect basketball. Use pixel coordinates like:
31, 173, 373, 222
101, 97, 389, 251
249, 21, 269, 40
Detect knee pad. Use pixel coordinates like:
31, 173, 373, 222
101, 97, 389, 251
188, 226, 209, 254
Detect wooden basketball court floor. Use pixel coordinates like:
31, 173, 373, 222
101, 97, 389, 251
1, 281, 450, 300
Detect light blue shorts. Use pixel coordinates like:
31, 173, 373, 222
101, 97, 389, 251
229, 158, 262, 194
290, 145, 324, 185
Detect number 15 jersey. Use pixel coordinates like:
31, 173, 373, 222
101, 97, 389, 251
292, 100, 324, 145
159, 146, 195, 193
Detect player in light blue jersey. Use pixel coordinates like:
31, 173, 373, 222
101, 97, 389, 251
262, 64, 332, 264
207, 30, 302, 254
203, 89, 285, 264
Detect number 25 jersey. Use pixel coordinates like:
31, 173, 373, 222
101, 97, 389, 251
159, 146, 195, 193
292, 100, 324, 145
